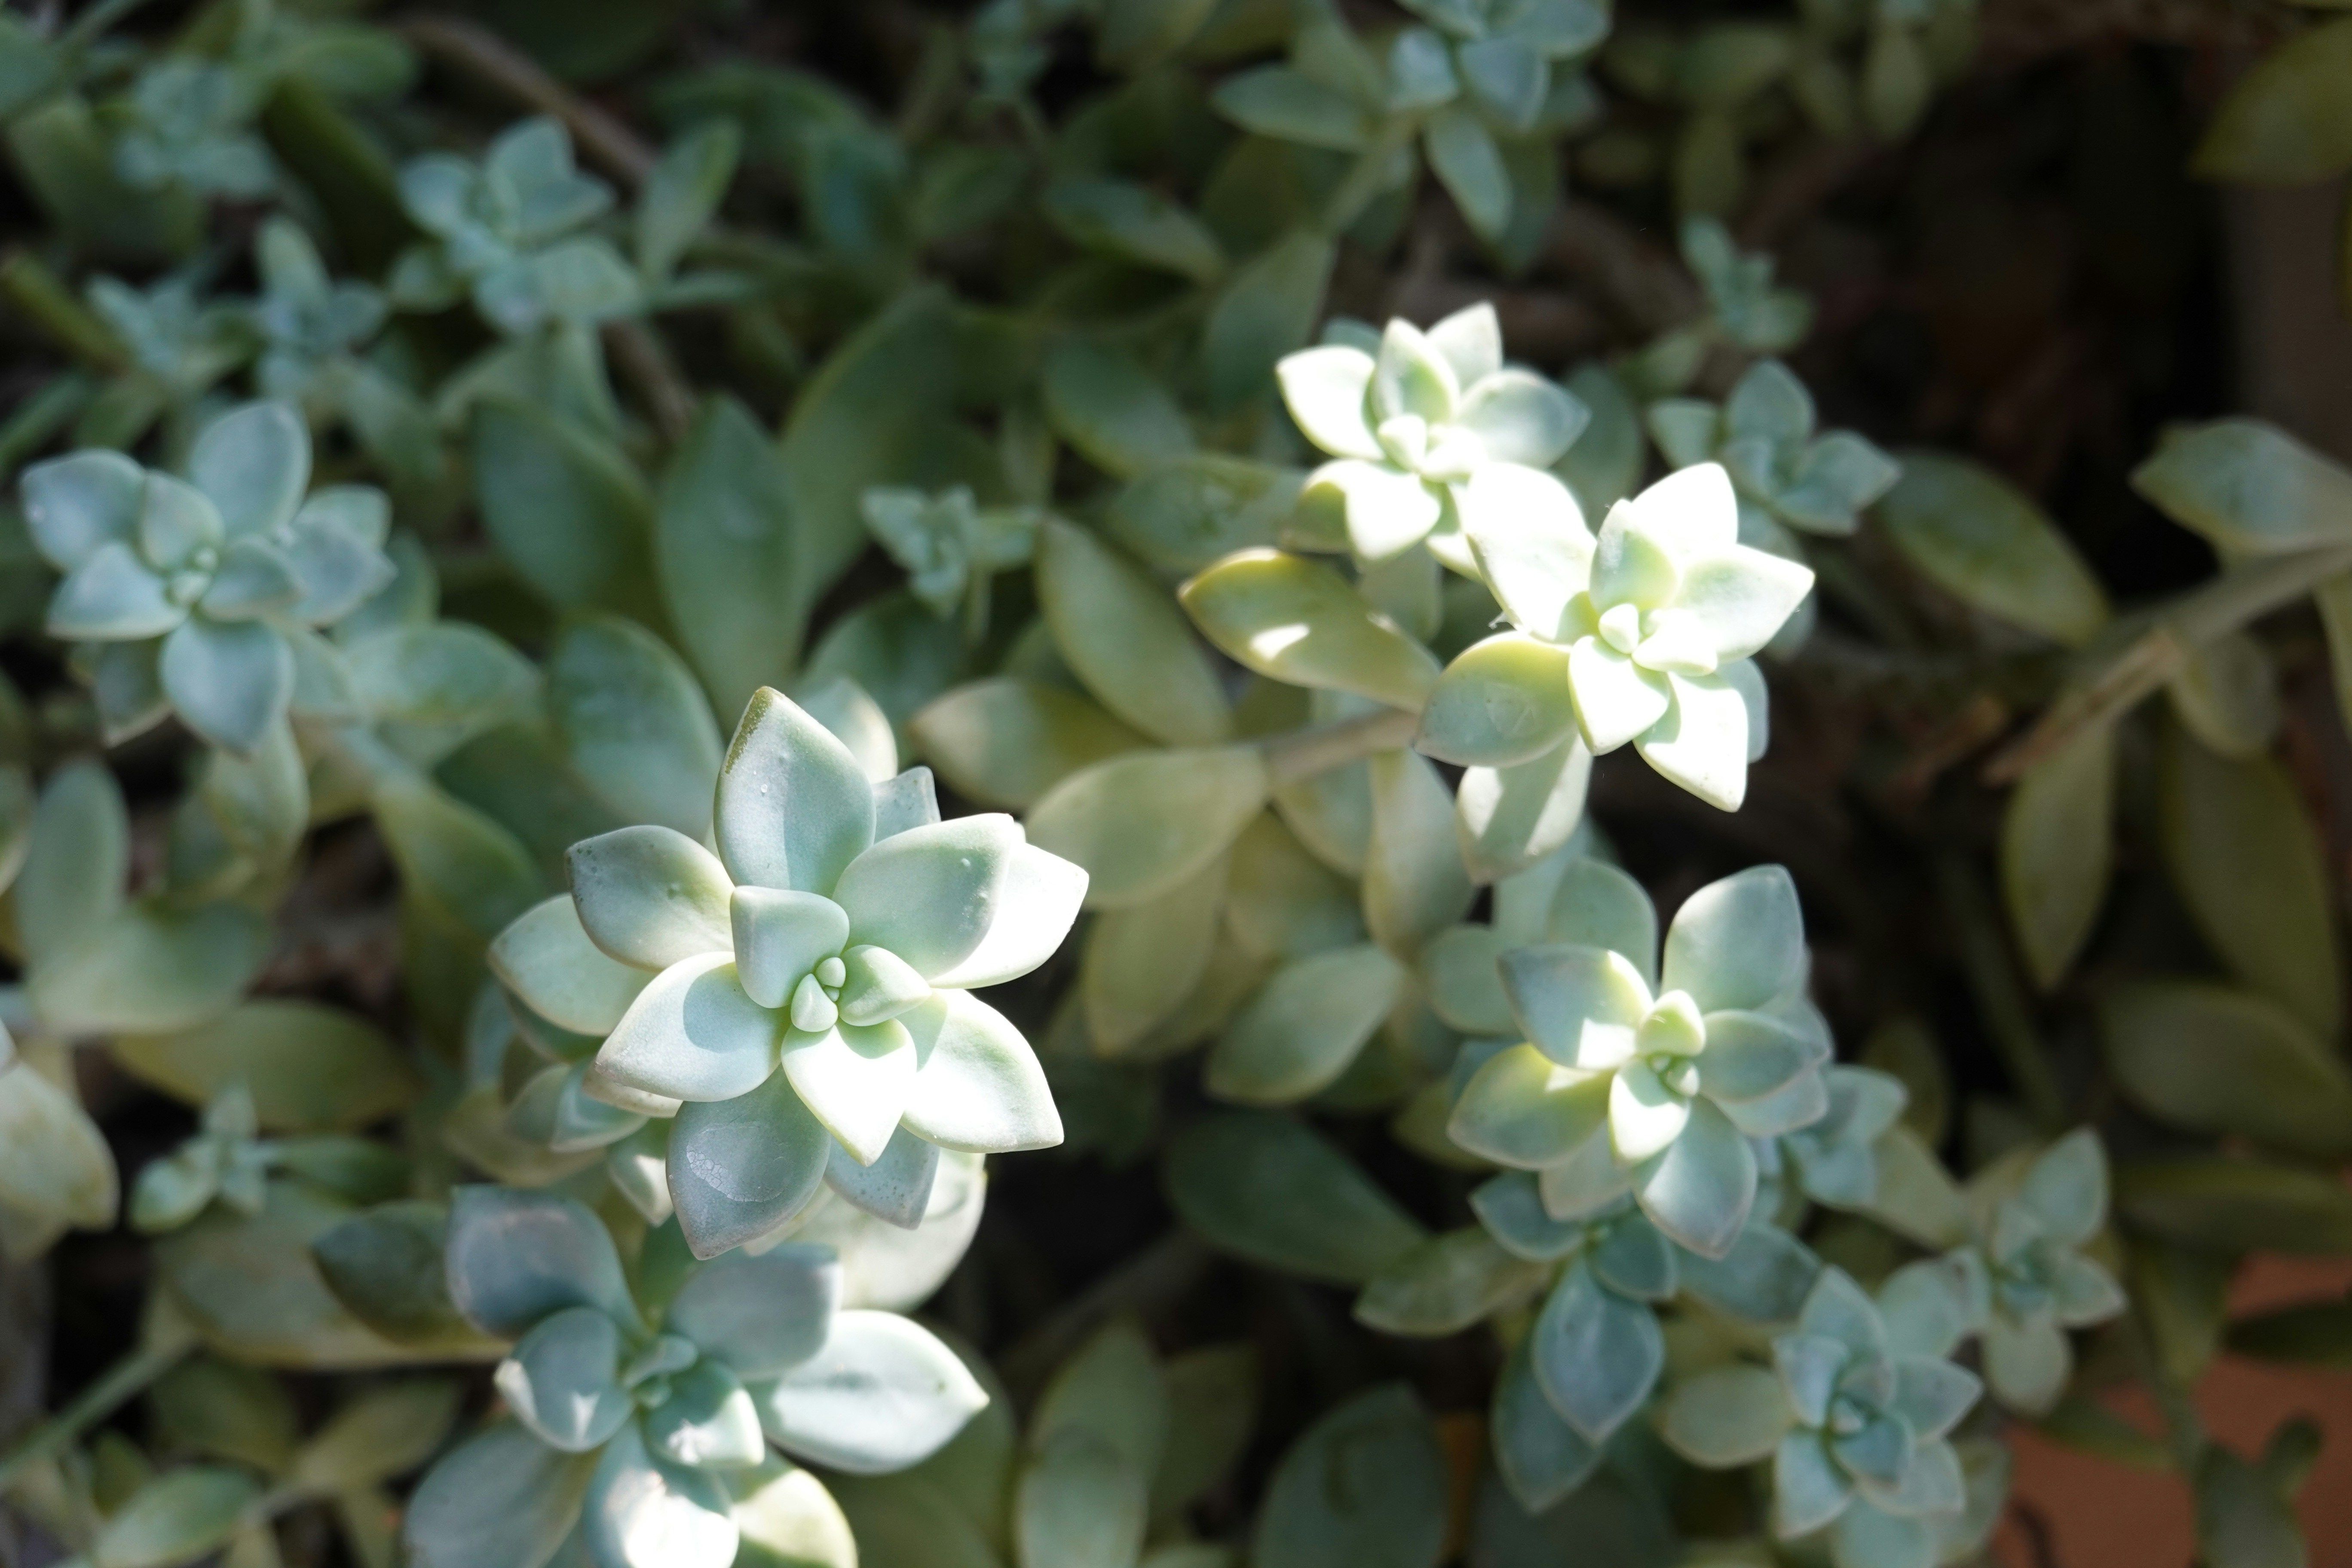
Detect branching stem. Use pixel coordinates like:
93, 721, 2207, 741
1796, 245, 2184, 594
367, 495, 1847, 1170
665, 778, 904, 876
1260, 707, 1419, 785
0, 1317, 197, 1491
1983, 545, 2352, 785
401, 15, 657, 188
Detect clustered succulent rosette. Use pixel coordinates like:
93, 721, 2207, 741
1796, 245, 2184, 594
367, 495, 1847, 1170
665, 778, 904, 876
1449, 860, 1833, 1257
19, 401, 397, 753
1469, 1168, 1822, 1509
1662, 1267, 1992, 1568
489, 688, 1086, 1258
1276, 302, 1586, 571
405, 1188, 986, 1568
1649, 358, 1903, 542
1767, 1062, 1913, 1210
859, 484, 1040, 634
388, 116, 638, 334
249, 216, 391, 411
1945, 1128, 2127, 1414
1426, 458, 1815, 810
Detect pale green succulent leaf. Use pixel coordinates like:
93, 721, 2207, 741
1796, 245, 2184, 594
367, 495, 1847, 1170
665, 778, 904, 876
1531, 1260, 1663, 1440
569, 826, 736, 973
1025, 745, 1269, 911
1449, 1044, 1613, 1167
2000, 719, 2117, 991
1663, 1364, 1795, 1466
1661, 864, 1805, 1014
444, 1185, 640, 1339
667, 1072, 831, 1259
1039, 519, 1231, 746
1500, 943, 1649, 1067
899, 988, 1061, 1154
496, 1304, 632, 1452
1180, 548, 1442, 711
1277, 344, 1381, 460
824, 1124, 941, 1229
668, 1243, 840, 1378
716, 688, 877, 897
598, 954, 782, 1104
1166, 1110, 1427, 1285
1490, 1339, 1604, 1514
1417, 632, 1577, 767
755, 1311, 988, 1474
161, 616, 293, 754
189, 401, 309, 539
1873, 453, 2109, 648
21, 448, 144, 570
582, 1423, 741, 1568
1633, 1096, 1758, 1257
50, 541, 182, 640
1017, 1429, 1148, 1568
1251, 1384, 1446, 1568
835, 814, 1023, 980
1774, 1430, 1855, 1537
1829, 1498, 1934, 1568
1208, 942, 1405, 1106
644, 1359, 769, 1470
1355, 1225, 1548, 1336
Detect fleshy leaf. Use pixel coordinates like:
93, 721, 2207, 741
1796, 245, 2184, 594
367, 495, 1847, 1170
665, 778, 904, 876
899, 989, 1063, 1153
599, 954, 782, 1104
715, 688, 876, 896
667, 1071, 832, 1259
569, 826, 737, 972
755, 1311, 989, 1473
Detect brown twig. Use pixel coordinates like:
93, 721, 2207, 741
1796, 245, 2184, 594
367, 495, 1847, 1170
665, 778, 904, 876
401, 15, 657, 189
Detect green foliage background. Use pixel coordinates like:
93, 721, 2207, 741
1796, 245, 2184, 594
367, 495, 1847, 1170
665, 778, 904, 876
1, 0, 2350, 1566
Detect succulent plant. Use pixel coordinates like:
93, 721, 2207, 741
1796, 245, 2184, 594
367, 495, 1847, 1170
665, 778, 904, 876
404, 1187, 984, 1568
1770, 1063, 1912, 1210
1662, 1267, 1988, 1568
860, 484, 1040, 635
489, 687, 1085, 1257
1471, 1169, 1820, 1496
1650, 359, 1903, 542
1449, 860, 1833, 1256
21, 401, 396, 751
1277, 303, 1587, 573
108, 59, 275, 199
1948, 1128, 2128, 1414
249, 217, 390, 411
388, 117, 639, 335
1424, 457, 1813, 809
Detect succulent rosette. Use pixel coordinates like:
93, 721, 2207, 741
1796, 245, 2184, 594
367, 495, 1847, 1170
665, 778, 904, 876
1469, 1167, 1822, 1510
1277, 302, 1586, 572
1948, 1128, 2127, 1414
387, 116, 639, 334
404, 1188, 985, 1568
1663, 1267, 1991, 1568
489, 688, 1086, 1258
1424, 458, 1814, 809
19, 401, 396, 752
1448, 860, 1833, 1256
1649, 358, 1903, 542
